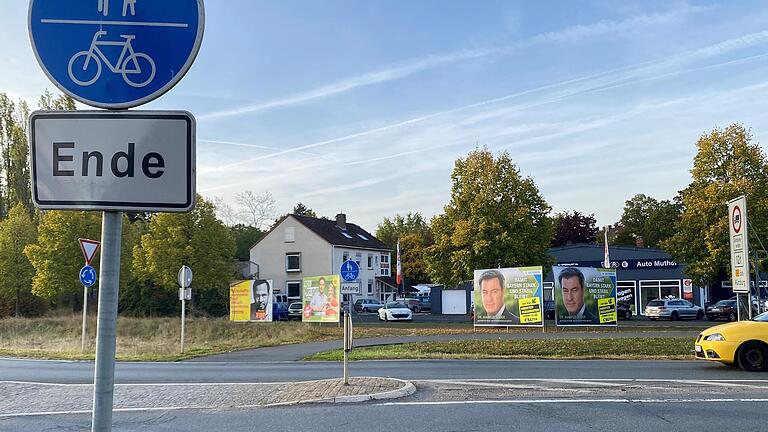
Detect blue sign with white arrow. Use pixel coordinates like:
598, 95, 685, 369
29, 0, 205, 109
80, 265, 97, 287
340, 259, 360, 282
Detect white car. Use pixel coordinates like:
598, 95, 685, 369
378, 302, 413, 321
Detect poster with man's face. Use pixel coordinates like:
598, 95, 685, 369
473, 267, 543, 327
229, 280, 273, 322
301, 275, 341, 322
553, 266, 617, 326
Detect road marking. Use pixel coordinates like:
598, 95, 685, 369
377, 398, 768, 407
685, 380, 768, 389
432, 380, 591, 393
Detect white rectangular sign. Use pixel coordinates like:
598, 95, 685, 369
29, 110, 195, 212
340, 282, 361, 295
728, 196, 750, 293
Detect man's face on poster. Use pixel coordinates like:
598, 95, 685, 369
254, 284, 269, 308
481, 277, 504, 316
562, 276, 585, 315
318, 279, 326, 294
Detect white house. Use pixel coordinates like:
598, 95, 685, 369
249, 213, 396, 303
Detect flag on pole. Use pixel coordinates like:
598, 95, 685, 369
603, 226, 610, 268
396, 240, 402, 285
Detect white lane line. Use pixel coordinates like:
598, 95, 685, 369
419, 378, 768, 384
685, 380, 768, 389
377, 398, 768, 407
0, 405, 229, 419
40, 19, 189, 28
433, 380, 591, 393
544, 379, 628, 387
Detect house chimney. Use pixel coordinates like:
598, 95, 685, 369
635, 236, 645, 248
335, 213, 347, 230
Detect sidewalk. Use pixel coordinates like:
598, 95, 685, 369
0, 377, 415, 417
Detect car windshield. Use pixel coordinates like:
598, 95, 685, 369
288, 303, 302, 310
647, 300, 665, 306
753, 311, 768, 322
388, 303, 407, 309
715, 300, 732, 306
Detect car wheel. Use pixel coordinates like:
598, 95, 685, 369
729, 312, 737, 322
383, 313, 388, 321
363, 308, 368, 313
413, 306, 420, 313
737, 342, 768, 372
670, 311, 679, 321
696, 310, 704, 320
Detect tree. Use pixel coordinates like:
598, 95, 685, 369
551, 211, 598, 247
611, 194, 681, 248
235, 190, 276, 229
210, 195, 239, 226
24, 211, 137, 312
399, 232, 430, 285
0, 204, 41, 316
0, 94, 33, 216
426, 148, 554, 286
132, 195, 236, 316
663, 124, 768, 285
375, 212, 432, 248
292, 202, 317, 218
38, 90, 76, 110
230, 224, 263, 261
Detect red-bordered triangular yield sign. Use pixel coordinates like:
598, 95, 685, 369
79, 238, 101, 265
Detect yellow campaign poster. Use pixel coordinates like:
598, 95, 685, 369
473, 266, 544, 327
598, 297, 617, 324
230, 280, 251, 321
519, 297, 542, 324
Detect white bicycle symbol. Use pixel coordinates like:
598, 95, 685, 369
67, 30, 156, 88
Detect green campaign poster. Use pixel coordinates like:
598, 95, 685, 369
553, 266, 617, 326
301, 275, 341, 322
474, 266, 543, 327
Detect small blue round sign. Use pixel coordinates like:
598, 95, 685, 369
340, 259, 360, 282
29, 0, 205, 109
80, 265, 97, 287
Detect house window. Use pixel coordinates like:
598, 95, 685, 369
380, 254, 390, 276
355, 252, 362, 266
286, 253, 301, 272
357, 233, 368, 240
286, 281, 301, 298
367, 254, 373, 269
368, 279, 373, 294
284, 227, 295, 242
343, 251, 349, 262
341, 232, 353, 239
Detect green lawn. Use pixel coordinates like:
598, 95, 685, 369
304, 337, 695, 361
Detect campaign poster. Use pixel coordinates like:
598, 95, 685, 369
301, 275, 341, 322
474, 266, 543, 327
229, 280, 273, 322
553, 266, 617, 326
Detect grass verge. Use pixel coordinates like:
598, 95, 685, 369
304, 337, 695, 361
0, 314, 701, 361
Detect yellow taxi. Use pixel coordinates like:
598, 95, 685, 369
695, 311, 768, 371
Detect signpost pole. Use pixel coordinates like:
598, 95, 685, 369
91, 211, 122, 432
181, 295, 186, 353
81, 284, 88, 353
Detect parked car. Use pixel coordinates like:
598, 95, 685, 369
695, 311, 768, 371
354, 298, 383, 313
706, 300, 739, 322
287, 302, 303, 320
617, 301, 632, 320
272, 294, 289, 321
544, 300, 555, 320
378, 302, 413, 321
401, 296, 431, 312
645, 298, 704, 320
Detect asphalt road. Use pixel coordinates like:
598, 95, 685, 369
0, 358, 757, 384
3, 358, 767, 431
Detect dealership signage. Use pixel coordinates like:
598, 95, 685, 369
556, 259, 679, 270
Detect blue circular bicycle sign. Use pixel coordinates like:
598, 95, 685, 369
340, 259, 360, 282
29, 0, 204, 109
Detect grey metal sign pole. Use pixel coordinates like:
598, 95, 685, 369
81, 284, 88, 353
91, 211, 123, 432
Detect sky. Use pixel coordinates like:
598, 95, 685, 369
4, 1, 768, 233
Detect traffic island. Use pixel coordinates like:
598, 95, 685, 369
0, 377, 415, 418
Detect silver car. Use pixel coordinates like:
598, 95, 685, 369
645, 298, 704, 320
